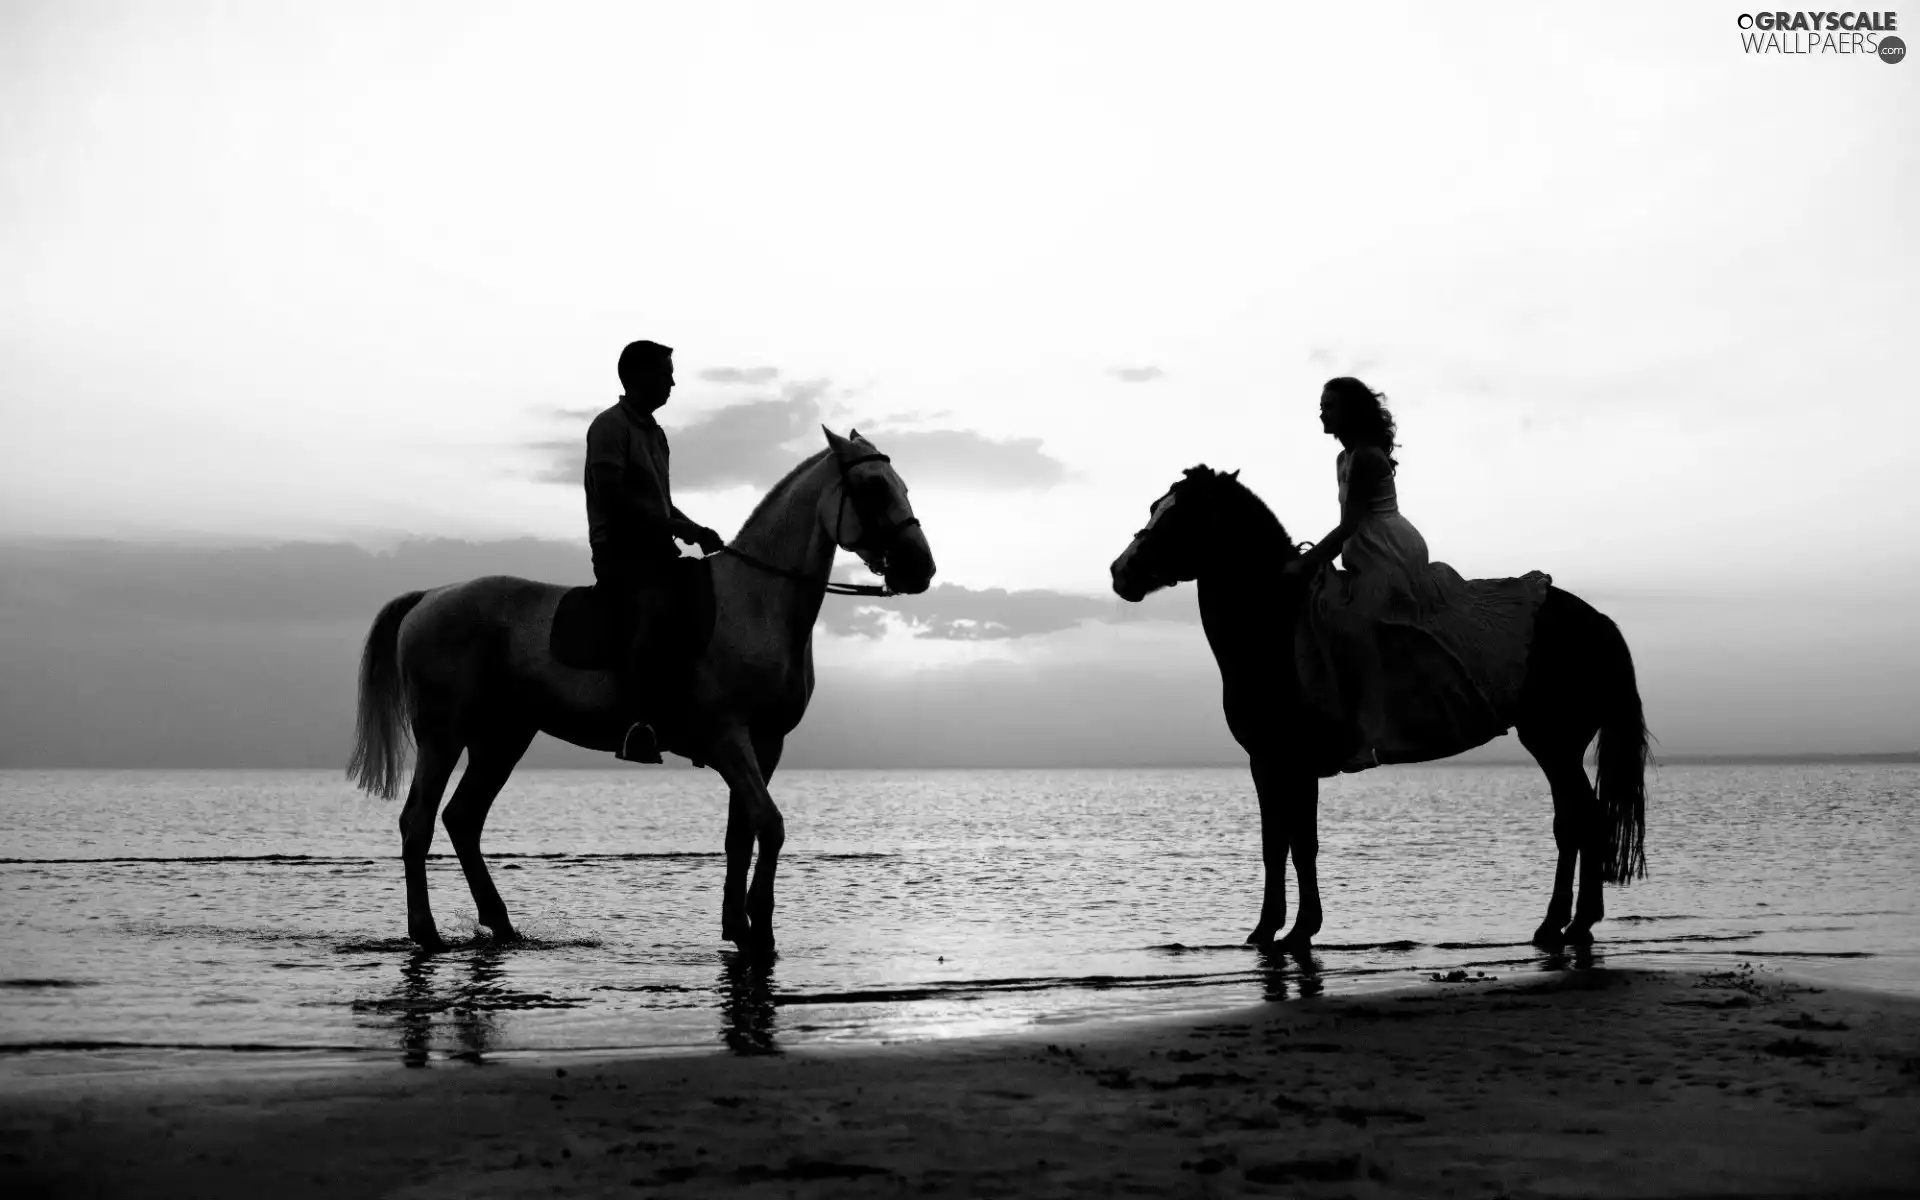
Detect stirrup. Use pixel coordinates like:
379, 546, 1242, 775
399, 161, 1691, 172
617, 722, 663, 765
1340, 745, 1381, 774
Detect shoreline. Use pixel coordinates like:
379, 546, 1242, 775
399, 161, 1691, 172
3, 952, 1914, 1070
5, 965, 1917, 1197
9, 948, 1907, 1090
5, 755, 1918, 772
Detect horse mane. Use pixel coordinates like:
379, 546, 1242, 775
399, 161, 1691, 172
1181, 465, 1297, 556
739, 447, 834, 534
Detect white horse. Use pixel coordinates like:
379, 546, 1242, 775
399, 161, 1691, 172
347, 428, 934, 954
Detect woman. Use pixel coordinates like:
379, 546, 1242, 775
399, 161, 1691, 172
1283, 377, 1536, 770
1284, 377, 1427, 593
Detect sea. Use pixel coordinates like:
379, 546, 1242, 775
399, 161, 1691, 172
2, 764, 1915, 1073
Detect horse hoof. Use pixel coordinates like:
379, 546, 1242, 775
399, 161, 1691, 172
1564, 926, 1596, 947
410, 931, 448, 955
486, 925, 522, 945
741, 926, 777, 959
1531, 925, 1567, 950
1275, 932, 1314, 954
1245, 927, 1277, 946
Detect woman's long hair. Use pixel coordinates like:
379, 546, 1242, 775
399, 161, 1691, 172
1323, 376, 1398, 468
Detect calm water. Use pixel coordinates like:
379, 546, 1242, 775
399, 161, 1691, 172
2, 765, 1916, 1071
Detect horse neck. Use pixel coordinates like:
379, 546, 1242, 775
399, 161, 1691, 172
728, 453, 839, 633
1195, 495, 1298, 657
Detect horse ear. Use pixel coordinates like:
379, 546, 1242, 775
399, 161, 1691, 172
1227, 469, 1240, 480
822, 425, 852, 456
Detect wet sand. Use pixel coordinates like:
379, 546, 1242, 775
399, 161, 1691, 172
4, 966, 1916, 1198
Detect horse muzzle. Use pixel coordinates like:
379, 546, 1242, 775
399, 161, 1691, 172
881, 527, 935, 595
1110, 546, 1161, 603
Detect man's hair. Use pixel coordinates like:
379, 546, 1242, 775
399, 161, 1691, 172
618, 340, 674, 392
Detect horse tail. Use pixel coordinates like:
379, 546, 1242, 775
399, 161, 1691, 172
1593, 615, 1650, 884
347, 590, 426, 800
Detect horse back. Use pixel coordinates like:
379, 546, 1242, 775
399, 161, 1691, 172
396, 574, 573, 681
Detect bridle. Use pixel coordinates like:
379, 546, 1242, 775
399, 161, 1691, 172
720, 451, 921, 597
1127, 479, 1319, 585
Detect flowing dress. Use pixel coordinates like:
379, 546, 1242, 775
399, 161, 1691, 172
1299, 450, 1553, 774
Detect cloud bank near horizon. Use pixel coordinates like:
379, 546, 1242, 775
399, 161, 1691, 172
0, 537, 1215, 770
2, 538, 1916, 770
0, 538, 1177, 635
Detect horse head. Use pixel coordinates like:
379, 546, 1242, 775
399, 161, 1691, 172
820, 426, 936, 595
1110, 465, 1243, 602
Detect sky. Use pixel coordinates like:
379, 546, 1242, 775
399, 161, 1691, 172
3, 1, 1916, 765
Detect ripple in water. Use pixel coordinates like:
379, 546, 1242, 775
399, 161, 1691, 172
1, 764, 1915, 1066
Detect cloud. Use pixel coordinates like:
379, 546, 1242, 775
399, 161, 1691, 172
0, 539, 1197, 635
0, 538, 1210, 769
824, 584, 1107, 640
1109, 366, 1165, 383
0, 538, 596, 624
3, 539, 1917, 766
868, 429, 1068, 490
527, 377, 1069, 492
698, 366, 780, 385
528, 380, 830, 491
527, 439, 582, 484
822, 582, 1199, 640
864, 409, 955, 425
671, 380, 833, 489
1306, 346, 1385, 375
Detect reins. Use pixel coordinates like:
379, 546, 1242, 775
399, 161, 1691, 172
716, 450, 916, 598
717, 545, 897, 597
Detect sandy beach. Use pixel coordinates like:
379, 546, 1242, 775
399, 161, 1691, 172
3, 965, 1916, 1198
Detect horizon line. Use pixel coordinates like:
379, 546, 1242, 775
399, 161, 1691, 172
3, 751, 1916, 772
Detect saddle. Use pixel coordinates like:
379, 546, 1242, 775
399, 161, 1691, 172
550, 556, 718, 671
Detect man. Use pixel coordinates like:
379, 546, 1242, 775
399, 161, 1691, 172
585, 340, 725, 763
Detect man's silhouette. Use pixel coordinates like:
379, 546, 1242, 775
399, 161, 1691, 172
586, 340, 724, 763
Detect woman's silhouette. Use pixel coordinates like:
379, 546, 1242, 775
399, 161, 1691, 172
1285, 377, 1526, 770
1287, 377, 1420, 584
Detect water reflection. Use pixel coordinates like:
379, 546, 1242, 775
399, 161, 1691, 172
716, 951, 780, 1056
1536, 944, 1600, 974
1256, 946, 1325, 1001
354, 947, 509, 1066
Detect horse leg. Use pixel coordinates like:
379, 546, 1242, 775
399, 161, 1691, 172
1520, 728, 1597, 948
716, 797, 753, 945
1532, 761, 1580, 949
708, 727, 784, 954
1565, 756, 1609, 945
1246, 753, 1291, 945
753, 729, 786, 782
441, 724, 536, 943
400, 730, 459, 952
746, 732, 789, 943
1276, 766, 1323, 952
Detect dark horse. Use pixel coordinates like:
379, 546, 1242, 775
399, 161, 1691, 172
1110, 466, 1648, 951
